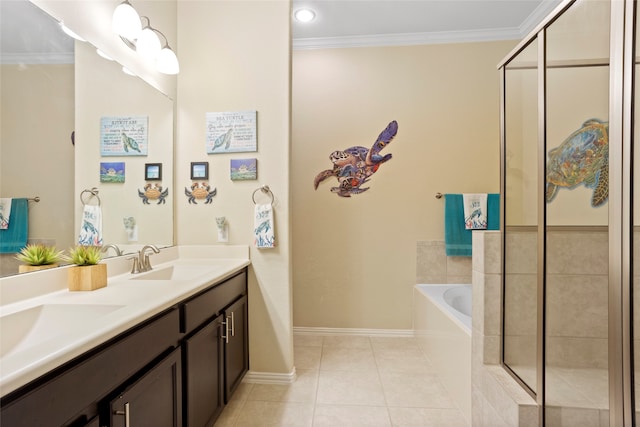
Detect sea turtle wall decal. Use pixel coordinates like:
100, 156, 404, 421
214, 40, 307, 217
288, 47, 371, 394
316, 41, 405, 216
314, 120, 398, 197
546, 118, 609, 207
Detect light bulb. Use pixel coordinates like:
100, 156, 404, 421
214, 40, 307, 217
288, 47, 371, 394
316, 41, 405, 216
294, 9, 315, 23
156, 46, 179, 75
137, 27, 161, 59
112, 1, 141, 40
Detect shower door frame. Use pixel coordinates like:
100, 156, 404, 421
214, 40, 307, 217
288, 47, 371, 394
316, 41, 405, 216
498, 0, 636, 425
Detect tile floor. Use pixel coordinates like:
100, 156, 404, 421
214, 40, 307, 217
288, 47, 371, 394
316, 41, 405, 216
213, 334, 468, 426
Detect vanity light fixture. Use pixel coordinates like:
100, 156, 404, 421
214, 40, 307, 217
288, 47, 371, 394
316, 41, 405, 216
155, 32, 180, 75
112, 1, 180, 75
294, 8, 316, 23
112, 0, 142, 40
136, 17, 161, 59
59, 22, 86, 42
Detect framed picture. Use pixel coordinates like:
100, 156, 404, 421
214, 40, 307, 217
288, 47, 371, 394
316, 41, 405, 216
230, 158, 257, 181
205, 110, 257, 154
145, 163, 162, 181
100, 115, 148, 156
191, 162, 209, 180
100, 162, 125, 183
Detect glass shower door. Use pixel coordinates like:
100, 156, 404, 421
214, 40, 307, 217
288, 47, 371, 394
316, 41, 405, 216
544, 0, 610, 424
503, 38, 539, 394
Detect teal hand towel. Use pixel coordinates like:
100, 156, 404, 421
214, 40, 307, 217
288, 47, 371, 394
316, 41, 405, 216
0, 198, 28, 253
445, 193, 500, 257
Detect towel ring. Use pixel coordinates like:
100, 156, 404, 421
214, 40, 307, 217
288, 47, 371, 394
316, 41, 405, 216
80, 187, 101, 206
252, 185, 274, 205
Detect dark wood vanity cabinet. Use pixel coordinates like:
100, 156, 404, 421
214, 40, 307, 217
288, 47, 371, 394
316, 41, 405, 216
182, 270, 249, 427
0, 267, 248, 427
183, 315, 225, 427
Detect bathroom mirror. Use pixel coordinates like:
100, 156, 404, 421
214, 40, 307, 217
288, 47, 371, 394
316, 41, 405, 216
0, 0, 175, 277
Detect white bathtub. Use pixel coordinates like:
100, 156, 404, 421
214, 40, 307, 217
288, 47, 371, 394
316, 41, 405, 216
413, 284, 472, 425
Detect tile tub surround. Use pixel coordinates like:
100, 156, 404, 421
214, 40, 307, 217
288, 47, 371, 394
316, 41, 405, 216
471, 231, 538, 427
0, 245, 250, 395
416, 240, 472, 284
214, 334, 469, 427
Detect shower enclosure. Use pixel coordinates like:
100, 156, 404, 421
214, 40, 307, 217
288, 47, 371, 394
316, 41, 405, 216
499, 0, 637, 425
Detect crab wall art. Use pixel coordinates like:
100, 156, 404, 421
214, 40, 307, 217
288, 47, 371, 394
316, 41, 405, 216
546, 118, 609, 207
138, 183, 169, 204
185, 182, 217, 204
314, 120, 398, 197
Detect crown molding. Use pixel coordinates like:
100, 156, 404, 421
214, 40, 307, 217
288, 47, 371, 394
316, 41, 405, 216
518, 0, 563, 36
1, 52, 74, 65
293, 27, 522, 50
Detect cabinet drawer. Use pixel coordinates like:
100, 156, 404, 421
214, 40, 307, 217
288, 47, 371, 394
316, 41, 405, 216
0, 308, 180, 427
181, 270, 246, 333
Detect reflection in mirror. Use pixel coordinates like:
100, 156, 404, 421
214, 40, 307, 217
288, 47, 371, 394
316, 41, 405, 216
0, 0, 75, 277
0, 0, 174, 278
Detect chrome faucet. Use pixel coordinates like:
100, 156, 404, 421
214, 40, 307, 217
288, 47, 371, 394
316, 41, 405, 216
101, 244, 123, 257
138, 245, 160, 272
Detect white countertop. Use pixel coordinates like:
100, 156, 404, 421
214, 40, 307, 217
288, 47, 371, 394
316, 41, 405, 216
0, 245, 250, 397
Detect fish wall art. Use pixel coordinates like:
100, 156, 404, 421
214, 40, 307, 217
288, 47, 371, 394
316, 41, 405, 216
546, 118, 608, 207
314, 120, 398, 197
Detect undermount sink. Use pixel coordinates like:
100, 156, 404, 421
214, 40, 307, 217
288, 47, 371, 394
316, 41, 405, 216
0, 304, 124, 357
129, 264, 221, 281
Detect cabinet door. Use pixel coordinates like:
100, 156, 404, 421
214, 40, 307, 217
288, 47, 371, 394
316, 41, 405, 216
109, 347, 182, 427
224, 295, 248, 401
184, 315, 225, 427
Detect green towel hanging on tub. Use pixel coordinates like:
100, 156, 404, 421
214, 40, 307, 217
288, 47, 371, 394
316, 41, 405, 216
444, 194, 499, 256
0, 198, 28, 253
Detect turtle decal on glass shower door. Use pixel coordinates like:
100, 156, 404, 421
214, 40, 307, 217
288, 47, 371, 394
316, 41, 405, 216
313, 120, 398, 197
545, 118, 609, 207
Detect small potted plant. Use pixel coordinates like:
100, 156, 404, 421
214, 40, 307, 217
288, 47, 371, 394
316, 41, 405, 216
15, 243, 64, 273
66, 245, 107, 291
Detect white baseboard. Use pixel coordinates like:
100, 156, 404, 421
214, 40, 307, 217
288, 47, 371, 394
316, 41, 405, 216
293, 326, 414, 337
243, 368, 297, 385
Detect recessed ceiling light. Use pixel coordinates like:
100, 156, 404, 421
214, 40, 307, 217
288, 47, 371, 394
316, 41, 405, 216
294, 9, 316, 23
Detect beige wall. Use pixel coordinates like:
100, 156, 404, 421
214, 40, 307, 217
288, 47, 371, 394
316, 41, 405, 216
176, 1, 292, 375
0, 63, 75, 274
292, 41, 515, 329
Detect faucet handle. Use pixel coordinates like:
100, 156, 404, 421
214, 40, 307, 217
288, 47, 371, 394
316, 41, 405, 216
126, 255, 140, 274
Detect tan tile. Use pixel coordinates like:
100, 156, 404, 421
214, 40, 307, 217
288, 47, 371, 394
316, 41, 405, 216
213, 399, 245, 426
247, 369, 318, 403
375, 354, 435, 374
294, 345, 322, 370
417, 241, 447, 283
322, 335, 372, 349
321, 346, 377, 371
313, 404, 392, 427
370, 336, 421, 350
379, 372, 456, 408
316, 370, 386, 406
387, 407, 468, 427
231, 382, 254, 402
294, 334, 323, 347
234, 401, 314, 426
